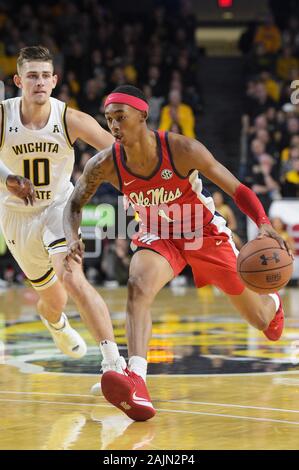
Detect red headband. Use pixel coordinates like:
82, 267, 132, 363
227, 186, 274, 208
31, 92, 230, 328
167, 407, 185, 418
104, 92, 149, 112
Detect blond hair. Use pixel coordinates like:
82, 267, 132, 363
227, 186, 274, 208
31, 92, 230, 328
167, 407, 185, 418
17, 46, 54, 74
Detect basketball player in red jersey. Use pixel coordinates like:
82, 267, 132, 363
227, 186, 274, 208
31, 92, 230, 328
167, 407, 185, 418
63, 85, 290, 422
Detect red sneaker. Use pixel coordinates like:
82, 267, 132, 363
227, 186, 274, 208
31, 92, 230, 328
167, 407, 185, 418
263, 293, 284, 341
101, 369, 156, 422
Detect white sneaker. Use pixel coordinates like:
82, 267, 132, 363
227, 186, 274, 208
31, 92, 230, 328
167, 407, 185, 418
90, 356, 127, 396
41, 312, 87, 359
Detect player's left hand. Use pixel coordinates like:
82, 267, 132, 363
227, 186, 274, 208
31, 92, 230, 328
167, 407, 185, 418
63, 239, 85, 272
257, 223, 294, 259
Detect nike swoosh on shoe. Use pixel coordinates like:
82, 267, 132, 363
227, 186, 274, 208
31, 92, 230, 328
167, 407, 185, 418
132, 391, 154, 408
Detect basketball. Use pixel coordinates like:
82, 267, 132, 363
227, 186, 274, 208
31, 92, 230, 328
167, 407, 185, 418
237, 238, 293, 294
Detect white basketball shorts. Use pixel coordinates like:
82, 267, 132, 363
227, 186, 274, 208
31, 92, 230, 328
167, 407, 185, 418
0, 194, 71, 290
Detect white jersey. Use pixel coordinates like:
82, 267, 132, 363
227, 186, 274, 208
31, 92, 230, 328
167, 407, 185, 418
0, 96, 74, 210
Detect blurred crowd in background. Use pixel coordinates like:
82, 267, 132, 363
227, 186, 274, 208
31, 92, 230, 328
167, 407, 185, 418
0, 0, 204, 285
240, 12, 299, 211
0, 0, 203, 193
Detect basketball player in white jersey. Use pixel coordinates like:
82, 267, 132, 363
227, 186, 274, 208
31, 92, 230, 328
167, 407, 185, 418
0, 46, 124, 369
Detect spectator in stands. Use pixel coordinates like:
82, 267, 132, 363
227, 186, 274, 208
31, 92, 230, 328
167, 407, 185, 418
107, 66, 127, 92
254, 114, 269, 131
255, 129, 278, 157
248, 138, 268, 163
89, 49, 105, 79
280, 116, 299, 149
146, 65, 165, 98
238, 21, 257, 55
276, 46, 299, 81
265, 107, 279, 133
241, 6, 299, 259
270, 217, 296, 253
159, 89, 195, 138
245, 114, 269, 141
281, 17, 299, 55
246, 43, 276, 75
251, 154, 281, 212
65, 70, 80, 97
254, 14, 282, 54
260, 71, 280, 103
143, 84, 164, 129
57, 83, 79, 110
176, 53, 197, 90
244, 81, 277, 122
281, 150, 299, 197
212, 191, 243, 249
280, 135, 299, 169
64, 40, 89, 83
78, 78, 101, 116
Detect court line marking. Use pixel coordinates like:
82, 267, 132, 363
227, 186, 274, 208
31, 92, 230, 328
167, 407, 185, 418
0, 391, 93, 398
43, 370, 299, 378
0, 397, 298, 426
1, 391, 298, 414
155, 399, 299, 414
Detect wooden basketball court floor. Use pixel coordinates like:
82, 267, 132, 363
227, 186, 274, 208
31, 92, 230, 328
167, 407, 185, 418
0, 284, 299, 450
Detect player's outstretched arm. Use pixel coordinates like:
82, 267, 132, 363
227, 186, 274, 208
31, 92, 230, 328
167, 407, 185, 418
170, 133, 292, 255
63, 148, 112, 271
66, 107, 114, 150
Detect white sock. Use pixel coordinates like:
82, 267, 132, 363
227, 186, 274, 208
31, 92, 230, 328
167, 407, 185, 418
268, 293, 280, 313
129, 356, 147, 382
100, 340, 120, 364
49, 314, 66, 330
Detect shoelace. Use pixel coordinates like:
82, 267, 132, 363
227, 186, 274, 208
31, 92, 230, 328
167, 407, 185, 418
101, 357, 127, 374
126, 370, 145, 386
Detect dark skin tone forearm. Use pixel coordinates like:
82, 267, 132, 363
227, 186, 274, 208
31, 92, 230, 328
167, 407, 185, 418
63, 147, 117, 271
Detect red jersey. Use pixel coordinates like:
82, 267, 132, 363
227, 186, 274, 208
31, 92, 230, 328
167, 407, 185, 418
112, 130, 243, 295
113, 130, 216, 237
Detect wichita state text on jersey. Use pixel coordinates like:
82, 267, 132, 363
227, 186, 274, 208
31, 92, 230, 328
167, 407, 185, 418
0, 97, 74, 209
12, 142, 59, 155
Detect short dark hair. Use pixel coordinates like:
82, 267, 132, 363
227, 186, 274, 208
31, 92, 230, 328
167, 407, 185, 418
17, 46, 54, 74
112, 85, 148, 103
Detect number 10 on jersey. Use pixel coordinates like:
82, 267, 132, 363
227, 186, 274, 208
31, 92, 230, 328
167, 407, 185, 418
23, 158, 50, 186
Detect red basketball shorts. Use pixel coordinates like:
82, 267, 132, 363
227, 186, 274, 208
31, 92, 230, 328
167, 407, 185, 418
132, 214, 245, 295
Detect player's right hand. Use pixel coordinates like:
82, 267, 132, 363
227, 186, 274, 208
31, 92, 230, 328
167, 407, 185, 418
6, 175, 36, 206
257, 223, 294, 259
64, 239, 85, 273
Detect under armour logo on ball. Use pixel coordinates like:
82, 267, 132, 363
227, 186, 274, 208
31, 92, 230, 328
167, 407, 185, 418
161, 169, 173, 180
260, 253, 280, 265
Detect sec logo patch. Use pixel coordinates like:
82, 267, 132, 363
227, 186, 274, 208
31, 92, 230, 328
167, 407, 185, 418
161, 169, 173, 180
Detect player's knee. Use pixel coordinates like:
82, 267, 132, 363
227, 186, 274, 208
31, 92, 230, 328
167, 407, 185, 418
38, 290, 67, 313
127, 275, 155, 303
